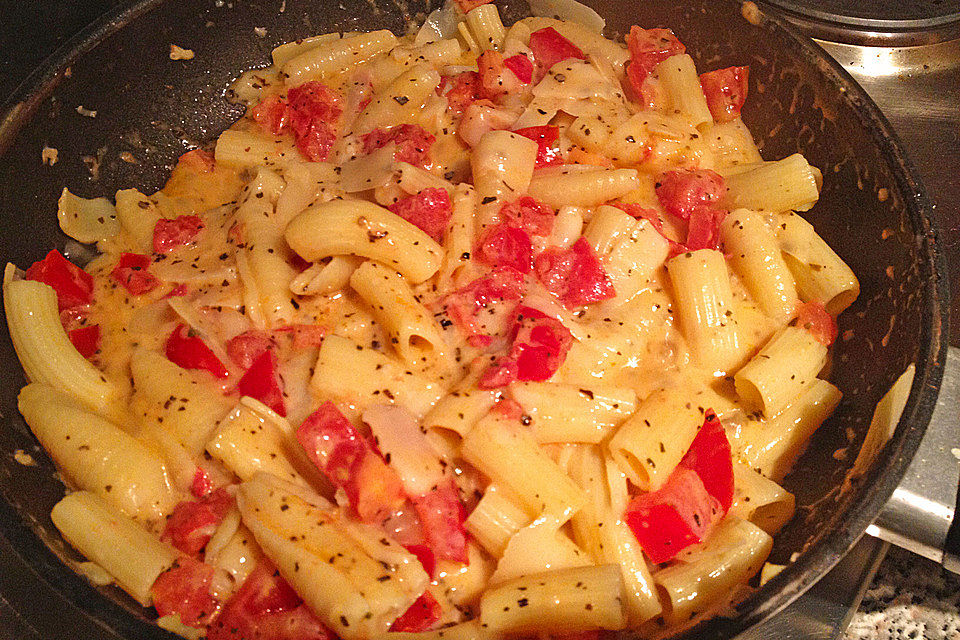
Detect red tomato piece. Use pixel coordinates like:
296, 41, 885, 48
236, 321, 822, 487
436, 71, 481, 116
678, 412, 734, 510
68, 324, 100, 359
389, 591, 443, 633
237, 350, 286, 417
177, 149, 216, 173
165, 324, 229, 378
226, 330, 274, 369
190, 468, 213, 498
387, 187, 453, 242
513, 125, 563, 168
498, 196, 555, 237
161, 489, 235, 556
296, 402, 406, 523
479, 306, 573, 388
404, 544, 437, 580
700, 66, 749, 124
251, 95, 288, 135
611, 202, 664, 232
275, 324, 326, 350
164, 283, 189, 298
286, 81, 342, 134
626, 26, 685, 78
454, 0, 494, 11
476, 224, 533, 274
528, 27, 586, 75
443, 266, 526, 341
252, 82, 342, 162
110, 252, 160, 295
503, 54, 534, 83
796, 300, 838, 346
683, 206, 727, 252
363, 124, 436, 168
153, 215, 204, 254
25, 249, 94, 311
294, 122, 338, 162
412, 481, 469, 563
534, 238, 615, 308
655, 169, 727, 219
151, 555, 219, 628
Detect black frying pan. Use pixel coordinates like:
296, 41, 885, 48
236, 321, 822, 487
0, 1, 949, 638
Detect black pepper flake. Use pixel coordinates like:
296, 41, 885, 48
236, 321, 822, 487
517, 598, 529, 607
481, 196, 496, 205
393, 95, 409, 105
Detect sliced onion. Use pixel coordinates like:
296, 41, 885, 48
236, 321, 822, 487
338, 143, 397, 192
529, 0, 606, 33
415, 1, 461, 46
57, 187, 120, 244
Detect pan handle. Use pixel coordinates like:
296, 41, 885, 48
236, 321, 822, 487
868, 346, 960, 574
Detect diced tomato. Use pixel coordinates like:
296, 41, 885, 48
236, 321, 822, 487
534, 238, 615, 308
161, 489, 235, 556
387, 188, 453, 242
275, 324, 326, 350
237, 350, 286, 417
528, 27, 586, 77
190, 468, 213, 498
679, 412, 734, 510
626, 26, 685, 79
252, 81, 342, 162
208, 560, 334, 640
226, 330, 274, 369
683, 206, 727, 252
476, 224, 533, 274
443, 266, 526, 341
286, 82, 342, 135
700, 66, 749, 124
389, 591, 443, 633
177, 149, 216, 173
796, 300, 838, 346
404, 544, 437, 580
294, 123, 338, 163
251, 95, 288, 135
25, 249, 94, 311
412, 481, 469, 563
296, 402, 406, 523
513, 125, 563, 168
498, 196, 555, 236
436, 71, 481, 116
480, 306, 574, 388
165, 323, 229, 379
110, 252, 160, 295
655, 169, 727, 219
68, 324, 100, 359
151, 555, 219, 628
362, 124, 436, 168
478, 50, 525, 100
165, 283, 189, 298
503, 54, 534, 84
153, 215, 204, 254
454, 0, 493, 11
492, 397, 524, 419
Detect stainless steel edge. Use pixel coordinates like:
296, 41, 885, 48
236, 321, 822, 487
868, 346, 960, 572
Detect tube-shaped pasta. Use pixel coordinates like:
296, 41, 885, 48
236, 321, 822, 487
775, 211, 860, 314
466, 3, 506, 51
285, 199, 443, 283
271, 32, 341, 67
526, 166, 640, 209
657, 54, 712, 129
51, 492, 178, 606
728, 462, 796, 535
282, 30, 399, 84
519, 17, 629, 73
722, 153, 821, 212
350, 260, 451, 371
438, 183, 477, 290
471, 131, 539, 205
480, 565, 627, 634
352, 64, 442, 134
706, 117, 763, 168
423, 382, 499, 440
734, 325, 828, 417
214, 129, 297, 169
379, 619, 488, 640
114, 188, 163, 253
509, 381, 637, 443
19, 383, 177, 521
721, 208, 799, 325
465, 485, 533, 557
461, 414, 586, 520
289, 255, 361, 296
666, 249, 747, 375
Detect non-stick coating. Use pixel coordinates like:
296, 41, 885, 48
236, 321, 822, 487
0, 1, 948, 638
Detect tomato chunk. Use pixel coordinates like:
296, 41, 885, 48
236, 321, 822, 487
151, 555, 219, 628
513, 125, 563, 168
455, 0, 493, 11
528, 27, 586, 75
412, 481, 469, 563
443, 266, 525, 342
252, 81, 342, 162
227, 330, 275, 369
625, 27, 685, 105
387, 188, 453, 242
153, 215, 204, 253
24, 249, 94, 311
480, 306, 574, 388
404, 544, 437, 580
190, 468, 213, 499
476, 224, 533, 274
679, 412, 734, 510
503, 54, 534, 84
252, 95, 288, 134
165, 323, 229, 379
436, 71, 481, 116
161, 488, 235, 556
110, 252, 160, 295
237, 350, 286, 417
534, 238, 615, 308
796, 300, 838, 346
389, 591, 443, 633
478, 50, 523, 100
498, 196, 555, 236
68, 324, 100, 359
682, 206, 727, 253
700, 66, 749, 124
655, 169, 727, 219
296, 402, 406, 523
363, 124, 436, 168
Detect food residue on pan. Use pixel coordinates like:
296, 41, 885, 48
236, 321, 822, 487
254, 26, 268, 37
13, 449, 36, 466
41, 146, 58, 166
169, 44, 195, 60
741, 1, 762, 25
75, 105, 97, 118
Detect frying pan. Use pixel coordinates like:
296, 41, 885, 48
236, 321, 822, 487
0, 0, 949, 638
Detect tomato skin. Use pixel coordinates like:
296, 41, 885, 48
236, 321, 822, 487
479, 306, 574, 388
387, 187, 453, 242
700, 66, 749, 123
528, 27, 586, 76
403, 544, 437, 579
513, 125, 563, 168
190, 468, 213, 498
153, 215, 204, 253
161, 488, 235, 556
476, 224, 533, 274
503, 54, 534, 83
455, 0, 493, 11
252, 96, 288, 135
498, 196, 555, 236
436, 71, 481, 115
679, 412, 734, 510
477, 50, 522, 100
389, 591, 443, 633
363, 124, 436, 168
796, 300, 838, 345
165, 323, 230, 379
296, 402, 406, 523
151, 555, 220, 628
227, 330, 275, 369
25, 249, 94, 311
110, 252, 160, 295
655, 169, 727, 219
68, 324, 100, 359
534, 238, 615, 308
682, 206, 727, 253
412, 481, 469, 563
251, 81, 341, 162
443, 266, 525, 341
237, 350, 286, 417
